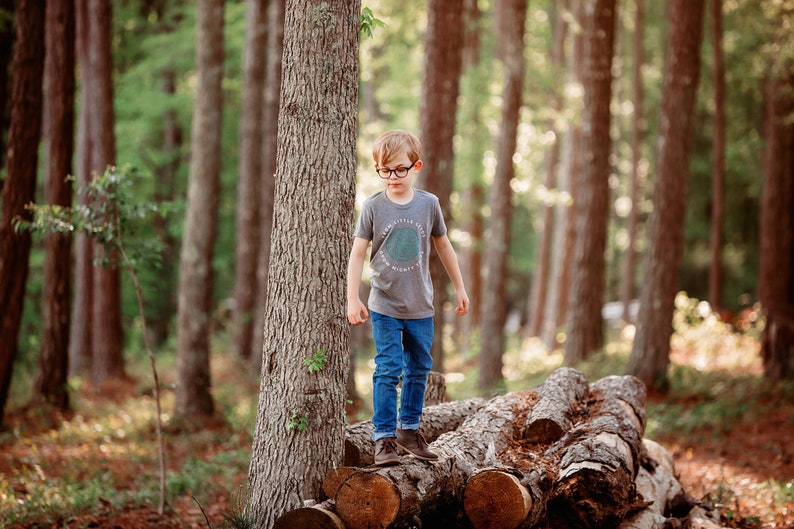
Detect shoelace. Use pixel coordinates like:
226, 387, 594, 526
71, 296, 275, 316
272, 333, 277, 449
377, 439, 397, 454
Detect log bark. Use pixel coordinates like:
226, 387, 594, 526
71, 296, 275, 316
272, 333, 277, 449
522, 367, 589, 443
343, 397, 485, 466
273, 500, 346, 529
333, 391, 534, 529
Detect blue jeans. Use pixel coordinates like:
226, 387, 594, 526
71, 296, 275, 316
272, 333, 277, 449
370, 312, 434, 441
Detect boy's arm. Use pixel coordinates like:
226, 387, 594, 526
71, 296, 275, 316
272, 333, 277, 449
432, 234, 470, 316
347, 236, 370, 325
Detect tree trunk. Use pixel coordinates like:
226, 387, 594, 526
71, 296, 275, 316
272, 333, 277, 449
245, 0, 360, 525
0, 0, 45, 425
416, 0, 465, 371
479, 0, 527, 394
0, 0, 14, 169
232, 0, 267, 361
88, 0, 124, 385
621, 0, 645, 324
34, 0, 76, 410
627, 0, 705, 391
522, 366, 588, 443
709, 0, 726, 314
175, 0, 225, 418
69, 0, 93, 377
251, 0, 284, 369
564, 0, 617, 363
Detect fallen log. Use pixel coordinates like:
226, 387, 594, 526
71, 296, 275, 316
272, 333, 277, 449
273, 500, 346, 529
332, 391, 535, 529
522, 366, 589, 443
343, 397, 485, 466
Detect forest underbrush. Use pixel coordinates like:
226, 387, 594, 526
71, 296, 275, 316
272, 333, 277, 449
1, 299, 792, 528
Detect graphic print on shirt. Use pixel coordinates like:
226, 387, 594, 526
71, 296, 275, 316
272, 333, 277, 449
377, 219, 426, 273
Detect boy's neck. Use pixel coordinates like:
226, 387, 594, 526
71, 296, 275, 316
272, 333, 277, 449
386, 186, 414, 205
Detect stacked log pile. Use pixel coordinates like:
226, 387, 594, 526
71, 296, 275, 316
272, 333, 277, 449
274, 368, 730, 529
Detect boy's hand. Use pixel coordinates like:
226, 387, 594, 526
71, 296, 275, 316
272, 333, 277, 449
454, 290, 470, 316
348, 298, 369, 325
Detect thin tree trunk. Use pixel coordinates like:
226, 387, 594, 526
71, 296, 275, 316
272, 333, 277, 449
175, 0, 225, 419
479, 0, 527, 394
246, 0, 359, 524
564, 0, 617, 364
232, 0, 267, 361
708, 0, 725, 314
621, 0, 644, 324
417, 0, 465, 372
0, 0, 14, 169
0, 0, 45, 425
627, 0, 705, 390
34, 0, 76, 410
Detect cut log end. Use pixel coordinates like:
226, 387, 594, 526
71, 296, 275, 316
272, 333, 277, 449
335, 471, 400, 529
273, 505, 347, 529
464, 470, 532, 529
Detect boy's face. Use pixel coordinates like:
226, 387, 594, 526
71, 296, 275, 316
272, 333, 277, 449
375, 151, 422, 198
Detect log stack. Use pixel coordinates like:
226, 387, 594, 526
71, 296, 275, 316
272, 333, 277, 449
274, 368, 729, 529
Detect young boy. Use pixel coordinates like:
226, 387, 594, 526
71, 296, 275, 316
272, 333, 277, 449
347, 130, 469, 466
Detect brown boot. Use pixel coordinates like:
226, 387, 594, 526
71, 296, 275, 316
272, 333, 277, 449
374, 438, 401, 466
396, 429, 438, 461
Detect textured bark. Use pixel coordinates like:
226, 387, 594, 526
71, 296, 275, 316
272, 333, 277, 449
0, 0, 45, 425
479, 0, 527, 393
342, 397, 485, 467
628, 0, 705, 390
251, 0, 284, 368
34, 0, 76, 410
175, 0, 225, 418
274, 503, 346, 529
0, 0, 13, 168
231, 0, 267, 361
564, 0, 617, 363
245, 0, 360, 525
416, 0, 465, 370
522, 367, 588, 444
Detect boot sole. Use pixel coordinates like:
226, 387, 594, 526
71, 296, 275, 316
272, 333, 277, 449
394, 442, 438, 462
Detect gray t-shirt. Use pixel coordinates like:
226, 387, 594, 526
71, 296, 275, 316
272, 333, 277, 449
354, 189, 447, 319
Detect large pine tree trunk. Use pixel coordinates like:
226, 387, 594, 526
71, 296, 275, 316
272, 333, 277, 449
246, 0, 360, 525
416, 0, 465, 371
564, 0, 617, 363
251, 0, 284, 368
231, 0, 267, 361
0, 0, 45, 425
479, 0, 527, 393
88, 0, 124, 385
34, 0, 76, 410
627, 0, 705, 390
175, 0, 225, 418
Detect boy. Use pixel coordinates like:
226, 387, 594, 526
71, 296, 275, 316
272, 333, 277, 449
347, 130, 469, 466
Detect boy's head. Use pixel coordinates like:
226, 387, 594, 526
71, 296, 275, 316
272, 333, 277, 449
372, 130, 422, 167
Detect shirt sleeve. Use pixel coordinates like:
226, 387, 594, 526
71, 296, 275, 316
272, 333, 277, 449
354, 199, 374, 240
431, 196, 447, 237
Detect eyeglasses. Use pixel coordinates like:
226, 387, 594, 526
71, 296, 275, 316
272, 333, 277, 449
376, 162, 415, 179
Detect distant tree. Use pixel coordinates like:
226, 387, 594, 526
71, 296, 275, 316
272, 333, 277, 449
621, 0, 644, 323
627, 0, 705, 390
416, 0, 465, 371
564, 0, 617, 364
34, 0, 76, 410
246, 0, 359, 524
0, 0, 45, 425
231, 0, 267, 361
709, 0, 726, 314
479, 0, 527, 394
250, 0, 284, 367
87, 0, 125, 385
175, 0, 225, 419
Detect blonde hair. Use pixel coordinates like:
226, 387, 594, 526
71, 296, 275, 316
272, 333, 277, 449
372, 130, 422, 166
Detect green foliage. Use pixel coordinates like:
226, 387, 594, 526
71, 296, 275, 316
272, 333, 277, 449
303, 348, 328, 373
287, 412, 309, 432
360, 7, 386, 39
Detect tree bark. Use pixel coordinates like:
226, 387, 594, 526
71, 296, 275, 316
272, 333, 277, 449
709, 0, 726, 314
34, 0, 76, 410
175, 0, 225, 418
564, 0, 617, 363
627, 0, 705, 390
479, 0, 527, 393
246, 0, 360, 525
232, 0, 267, 361
0, 0, 45, 425
0, 0, 14, 170
522, 367, 588, 443
416, 0, 465, 371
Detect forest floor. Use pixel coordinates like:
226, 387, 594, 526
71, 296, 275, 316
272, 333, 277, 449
1, 313, 793, 528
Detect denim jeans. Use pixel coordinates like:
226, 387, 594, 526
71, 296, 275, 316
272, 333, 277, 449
370, 311, 434, 441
